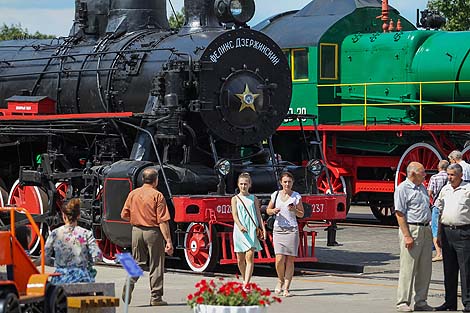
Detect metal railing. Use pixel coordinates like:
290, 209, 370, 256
317, 80, 470, 127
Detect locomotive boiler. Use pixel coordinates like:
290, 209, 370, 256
0, 0, 346, 271
257, 0, 470, 224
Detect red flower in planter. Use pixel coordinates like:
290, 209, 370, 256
187, 278, 282, 308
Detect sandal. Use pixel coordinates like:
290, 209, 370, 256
274, 281, 283, 295
283, 290, 292, 297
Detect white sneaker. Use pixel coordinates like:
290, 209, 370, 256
397, 304, 413, 312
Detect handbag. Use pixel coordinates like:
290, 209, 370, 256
266, 191, 279, 230
236, 195, 264, 240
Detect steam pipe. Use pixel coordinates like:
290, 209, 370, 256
70, 0, 110, 38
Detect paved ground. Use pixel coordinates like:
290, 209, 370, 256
92, 206, 452, 313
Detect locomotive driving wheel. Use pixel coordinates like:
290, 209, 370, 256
8, 179, 49, 255
55, 182, 69, 210
370, 200, 396, 225
317, 170, 352, 214
184, 223, 218, 272
395, 143, 442, 187
387, 142, 442, 224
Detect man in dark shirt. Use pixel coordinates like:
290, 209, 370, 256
121, 168, 173, 306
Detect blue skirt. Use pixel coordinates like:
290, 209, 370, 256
51, 267, 95, 284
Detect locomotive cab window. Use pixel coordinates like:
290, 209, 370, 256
320, 43, 338, 80
292, 48, 309, 81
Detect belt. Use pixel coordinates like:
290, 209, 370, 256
443, 224, 470, 230
408, 222, 429, 226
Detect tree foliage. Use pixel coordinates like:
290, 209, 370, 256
169, 8, 185, 29
428, 0, 470, 31
0, 23, 55, 40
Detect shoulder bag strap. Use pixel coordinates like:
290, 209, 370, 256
273, 190, 279, 208
235, 195, 259, 228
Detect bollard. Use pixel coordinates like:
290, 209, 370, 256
326, 222, 339, 246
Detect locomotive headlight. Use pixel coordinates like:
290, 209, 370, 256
214, 0, 255, 25
215, 159, 231, 176
230, 0, 243, 16
307, 159, 323, 177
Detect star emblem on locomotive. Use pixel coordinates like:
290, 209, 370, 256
236, 84, 259, 112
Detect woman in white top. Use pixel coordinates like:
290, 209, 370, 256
266, 171, 304, 297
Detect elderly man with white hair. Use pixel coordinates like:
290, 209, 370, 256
448, 150, 470, 182
394, 162, 433, 312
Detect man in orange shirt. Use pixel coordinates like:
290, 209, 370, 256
121, 168, 173, 306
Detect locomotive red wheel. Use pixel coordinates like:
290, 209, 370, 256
55, 182, 69, 210
317, 171, 352, 214
381, 143, 442, 224
395, 142, 442, 187
8, 179, 49, 255
97, 231, 124, 264
183, 223, 218, 272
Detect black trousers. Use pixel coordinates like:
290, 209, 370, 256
441, 225, 470, 308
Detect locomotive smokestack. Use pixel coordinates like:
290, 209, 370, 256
106, 0, 169, 35
181, 0, 221, 33
70, 0, 110, 38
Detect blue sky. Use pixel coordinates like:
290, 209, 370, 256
0, 0, 428, 37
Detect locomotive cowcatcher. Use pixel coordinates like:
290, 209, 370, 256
0, 0, 346, 272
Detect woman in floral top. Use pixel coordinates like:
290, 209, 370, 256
45, 198, 102, 284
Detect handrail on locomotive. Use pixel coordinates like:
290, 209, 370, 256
318, 80, 470, 127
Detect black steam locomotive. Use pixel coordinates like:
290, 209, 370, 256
0, 0, 345, 271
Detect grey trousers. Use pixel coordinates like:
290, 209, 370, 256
130, 226, 165, 301
396, 224, 433, 307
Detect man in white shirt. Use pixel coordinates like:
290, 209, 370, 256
434, 163, 470, 312
448, 150, 470, 182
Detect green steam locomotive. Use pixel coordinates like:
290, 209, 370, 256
258, 0, 469, 223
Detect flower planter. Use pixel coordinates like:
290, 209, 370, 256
194, 304, 267, 313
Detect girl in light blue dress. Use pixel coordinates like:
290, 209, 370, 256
231, 172, 265, 286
